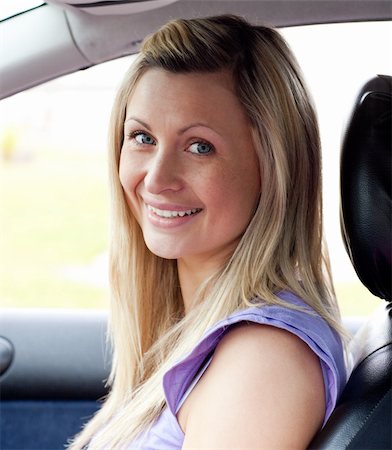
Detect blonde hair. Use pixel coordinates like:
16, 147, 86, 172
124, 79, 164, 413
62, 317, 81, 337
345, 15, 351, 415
69, 15, 341, 449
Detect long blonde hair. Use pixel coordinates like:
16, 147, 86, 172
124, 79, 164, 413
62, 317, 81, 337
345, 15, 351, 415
69, 15, 341, 449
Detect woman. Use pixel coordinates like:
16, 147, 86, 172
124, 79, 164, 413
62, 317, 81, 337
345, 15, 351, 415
70, 14, 346, 449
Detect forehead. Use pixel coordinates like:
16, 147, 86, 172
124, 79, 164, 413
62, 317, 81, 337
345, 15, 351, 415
125, 68, 247, 126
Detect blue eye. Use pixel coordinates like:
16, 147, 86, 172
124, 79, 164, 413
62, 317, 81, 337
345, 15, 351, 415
132, 132, 156, 145
189, 141, 214, 155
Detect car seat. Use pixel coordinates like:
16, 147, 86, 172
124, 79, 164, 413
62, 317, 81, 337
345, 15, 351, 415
310, 75, 392, 449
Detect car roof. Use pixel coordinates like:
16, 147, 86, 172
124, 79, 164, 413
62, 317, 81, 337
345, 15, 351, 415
47, 0, 392, 23
1, 0, 391, 99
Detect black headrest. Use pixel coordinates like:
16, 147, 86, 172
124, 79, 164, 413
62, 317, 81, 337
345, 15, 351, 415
340, 75, 391, 302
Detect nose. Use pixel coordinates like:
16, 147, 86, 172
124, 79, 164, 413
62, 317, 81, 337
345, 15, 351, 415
143, 148, 183, 194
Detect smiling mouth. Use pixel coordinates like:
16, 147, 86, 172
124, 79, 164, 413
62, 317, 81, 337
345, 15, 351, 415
147, 204, 202, 218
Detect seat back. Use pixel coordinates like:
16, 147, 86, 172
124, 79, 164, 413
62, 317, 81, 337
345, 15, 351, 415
310, 75, 392, 449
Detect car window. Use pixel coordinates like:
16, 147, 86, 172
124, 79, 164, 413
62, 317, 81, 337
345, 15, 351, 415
0, 56, 134, 310
282, 21, 391, 316
0, 0, 44, 21
0, 21, 391, 314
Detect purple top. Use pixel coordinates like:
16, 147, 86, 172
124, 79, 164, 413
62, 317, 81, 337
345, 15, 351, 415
93, 291, 346, 449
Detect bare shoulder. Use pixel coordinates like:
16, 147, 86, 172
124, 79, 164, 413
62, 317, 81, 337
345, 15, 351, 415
180, 323, 325, 449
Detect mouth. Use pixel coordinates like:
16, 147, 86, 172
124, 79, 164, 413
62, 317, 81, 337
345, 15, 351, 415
146, 204, 202, 219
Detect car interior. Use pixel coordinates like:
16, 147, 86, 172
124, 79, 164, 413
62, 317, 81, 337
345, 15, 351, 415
309, 74, 391, 449
0, 1, 391, 449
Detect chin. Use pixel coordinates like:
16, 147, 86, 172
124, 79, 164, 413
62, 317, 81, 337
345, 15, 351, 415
145, 241, 182, 260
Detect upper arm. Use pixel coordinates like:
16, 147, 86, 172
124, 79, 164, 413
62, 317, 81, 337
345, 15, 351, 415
179, 324, 325, 449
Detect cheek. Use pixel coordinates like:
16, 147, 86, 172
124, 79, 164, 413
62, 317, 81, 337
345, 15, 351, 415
119, 151, 138, 194
118, 150, 130, 188
221, 161, 260, 222
118, 163, 129, 194
118, 154, 142, 215
200, 169, 243, 217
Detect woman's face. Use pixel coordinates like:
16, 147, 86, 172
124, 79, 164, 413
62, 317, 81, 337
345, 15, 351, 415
119, 68, 260, 266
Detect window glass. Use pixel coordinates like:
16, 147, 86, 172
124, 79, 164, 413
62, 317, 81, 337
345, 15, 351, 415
0, 22, 391, 314
0, 56, 134, 309
282, 21, 391, 316
0, 0, 44, 21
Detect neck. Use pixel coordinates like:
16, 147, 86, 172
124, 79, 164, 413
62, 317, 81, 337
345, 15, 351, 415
177, 247, 235, 314
177, 260, 210, 314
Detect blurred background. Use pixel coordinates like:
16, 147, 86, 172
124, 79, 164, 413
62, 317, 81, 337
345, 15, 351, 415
0, 17, 391, 315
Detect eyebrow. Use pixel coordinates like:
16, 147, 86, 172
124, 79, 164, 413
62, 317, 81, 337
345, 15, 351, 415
125, 117, 151, 130
124, 116, 220, 136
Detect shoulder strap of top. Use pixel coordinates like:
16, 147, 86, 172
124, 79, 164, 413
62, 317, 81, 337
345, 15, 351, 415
175, 354, 213, 413
162, 291, 346, 427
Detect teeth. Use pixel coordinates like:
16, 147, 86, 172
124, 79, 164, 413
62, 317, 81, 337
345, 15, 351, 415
147, 205, 201, 218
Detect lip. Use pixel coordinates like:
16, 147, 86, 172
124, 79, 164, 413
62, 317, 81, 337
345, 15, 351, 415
144, 202, 203, 229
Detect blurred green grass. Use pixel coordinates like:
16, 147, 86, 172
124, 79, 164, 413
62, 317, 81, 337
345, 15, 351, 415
0, 149, 109, 309
335, 282, 383, 317
0, 149, 384, 316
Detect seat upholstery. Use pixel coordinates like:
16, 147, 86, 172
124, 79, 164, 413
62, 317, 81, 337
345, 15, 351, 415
310, 75, 392, 449
340, 75, 391, 300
